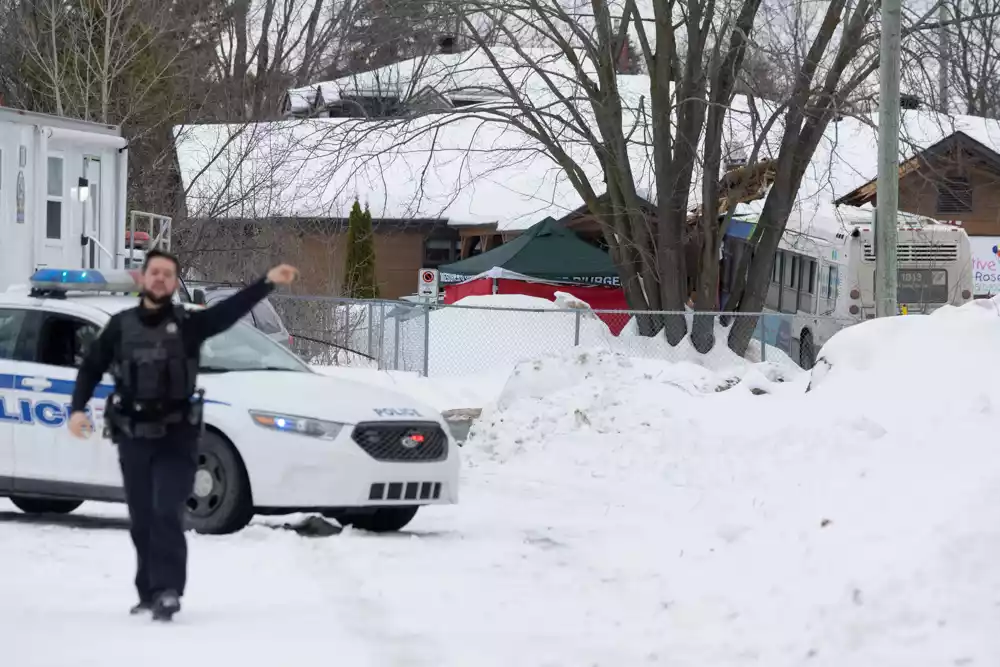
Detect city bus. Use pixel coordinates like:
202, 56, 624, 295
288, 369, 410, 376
722, 209, 974, 368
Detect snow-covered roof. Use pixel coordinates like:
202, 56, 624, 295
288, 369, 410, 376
175, 113, 605, 230
178, 71, 1000, 236
285, 46, 594, 113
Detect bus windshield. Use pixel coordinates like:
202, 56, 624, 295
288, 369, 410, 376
199, 320, 311, 373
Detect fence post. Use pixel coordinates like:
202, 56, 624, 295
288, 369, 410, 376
759, 315, 767, 363
337, 303, 346, 359
394, 310, 401, 371
422, 302, 431, 377
377, 301, 385, 370
574, 310, 582, 346
367, 301, 374, 359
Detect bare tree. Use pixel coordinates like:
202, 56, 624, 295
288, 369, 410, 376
413, 0, 775, 346
301, 0, 874, 352
204, 0, 457, 120
208, 0, 933, 351
911, 0, 1000, 116
727, 0, 1000, 353
169, 0, 1000, 359
10, 0, 212, 124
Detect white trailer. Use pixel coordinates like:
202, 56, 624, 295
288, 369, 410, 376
0, 107, 162, 291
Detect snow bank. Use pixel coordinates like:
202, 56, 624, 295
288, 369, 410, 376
808, 297, 1000, 417
466, 299, 1000, 664
472, 346, 804, 462
613, 309, 799, 372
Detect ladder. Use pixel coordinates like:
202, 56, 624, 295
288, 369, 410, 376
123, 211, 172, 269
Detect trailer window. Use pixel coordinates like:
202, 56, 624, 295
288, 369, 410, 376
46, 156, 63, 239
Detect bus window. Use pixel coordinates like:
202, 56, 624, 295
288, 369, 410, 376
766, 252, 782, 310
781, 253, 799, 313
799, 258, 816, 313
828, 266, 840, 300
819, 266, 830, 299
787, 255, 799, 289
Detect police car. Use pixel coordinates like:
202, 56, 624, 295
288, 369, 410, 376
0, 269, 459, 534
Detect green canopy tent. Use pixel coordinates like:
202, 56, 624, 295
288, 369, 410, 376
438, 217, 619, 285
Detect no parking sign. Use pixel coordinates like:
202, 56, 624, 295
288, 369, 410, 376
418, 268, 439, 298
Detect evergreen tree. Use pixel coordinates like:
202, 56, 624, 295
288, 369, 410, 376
343, 199, 379, 299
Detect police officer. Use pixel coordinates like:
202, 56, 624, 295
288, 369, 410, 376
67, 249, 299, 621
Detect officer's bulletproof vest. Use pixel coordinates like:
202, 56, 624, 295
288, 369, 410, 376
115, 306, 197, 406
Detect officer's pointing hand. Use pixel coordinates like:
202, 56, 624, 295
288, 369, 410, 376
68, 411, 93, 439
267, 264, 299, 286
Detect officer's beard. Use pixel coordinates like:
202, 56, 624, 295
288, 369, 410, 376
140, 290, 173, 308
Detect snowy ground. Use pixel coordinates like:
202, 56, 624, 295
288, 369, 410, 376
4, 300, 1000, 665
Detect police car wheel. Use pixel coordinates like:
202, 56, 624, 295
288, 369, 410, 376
346, 506, 419, 533
9, 496, 83, 515
184, 431, 253, 535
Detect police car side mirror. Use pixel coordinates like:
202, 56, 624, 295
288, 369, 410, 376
192, 288, 207, 305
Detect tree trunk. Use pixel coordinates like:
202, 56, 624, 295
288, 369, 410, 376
232, 0, 250, 118
722, 235, 756, 313
692, 224, 721, 352
728, 0, 874, 355
727, 152, 811, 354
691, 0, 761, 353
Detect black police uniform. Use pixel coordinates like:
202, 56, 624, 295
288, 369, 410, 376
69, 275, 276, 617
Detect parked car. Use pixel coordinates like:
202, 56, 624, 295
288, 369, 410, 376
0, 268, 459, 534
189, 282, 293, 348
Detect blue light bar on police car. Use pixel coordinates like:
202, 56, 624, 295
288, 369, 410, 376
29, 268, 141, 293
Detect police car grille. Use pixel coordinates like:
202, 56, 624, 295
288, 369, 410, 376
351, 422, 448, 462
369, 481, 442, 501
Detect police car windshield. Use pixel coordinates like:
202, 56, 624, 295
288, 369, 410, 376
199, 321, 309, 373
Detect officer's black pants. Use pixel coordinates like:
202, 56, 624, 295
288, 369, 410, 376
117, 430, 198, 603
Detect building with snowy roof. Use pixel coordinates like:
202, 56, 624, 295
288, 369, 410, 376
175, 43, 1000, 299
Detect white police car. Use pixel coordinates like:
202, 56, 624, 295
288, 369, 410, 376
0, 269, 459, 534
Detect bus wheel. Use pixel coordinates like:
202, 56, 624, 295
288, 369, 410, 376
799, 330, 816, 370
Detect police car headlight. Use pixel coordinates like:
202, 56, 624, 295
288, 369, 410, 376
249, 410, 344, 440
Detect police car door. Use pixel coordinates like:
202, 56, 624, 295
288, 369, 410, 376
0, 307, 30, 490
11, 309, 106, 487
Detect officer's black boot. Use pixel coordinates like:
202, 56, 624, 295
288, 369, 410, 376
152, 590, 181, 622
129, 601, 153, 615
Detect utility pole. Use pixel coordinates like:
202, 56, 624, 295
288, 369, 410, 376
875, 0, 901, 317
938, 2, 950, 112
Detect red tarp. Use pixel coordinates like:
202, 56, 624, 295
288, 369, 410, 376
444, 276, 630, 335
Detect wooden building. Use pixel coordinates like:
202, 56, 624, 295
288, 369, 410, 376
181, 217, 464, 299
835, 131, 1000, 233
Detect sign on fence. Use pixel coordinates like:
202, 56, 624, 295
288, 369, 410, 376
418, 268, 439, 298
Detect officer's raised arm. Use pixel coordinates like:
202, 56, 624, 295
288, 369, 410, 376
68, 315, 121, 438
186, 264, 299, 344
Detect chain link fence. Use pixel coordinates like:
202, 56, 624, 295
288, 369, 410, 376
270, 294, 857, 377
